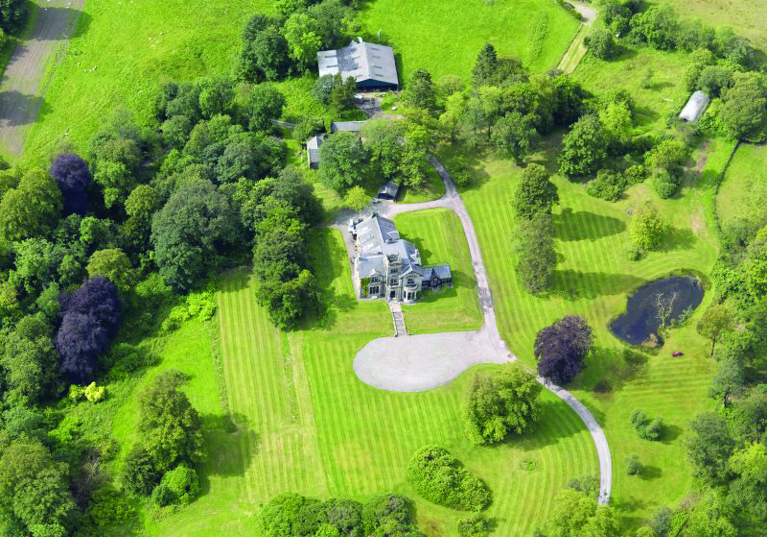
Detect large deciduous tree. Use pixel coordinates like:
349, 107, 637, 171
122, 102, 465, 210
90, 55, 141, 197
512, 163, 559, 220
491, 111, 538, 164
87, 248, 134, 292
514, 212, 557, 294
138, 371, 206, 472
404, 69, 436, 110
630, 202, 666, 251
557, 115, 608, 179
151, 178, 236, 290
720, 72, 767, 142
56, 277, 122, 384
319, 132, 369, 192
0, 437, 76, 537
0, 168, 62, 242
1, 315, 60, 404
0, 0, 28, 34
685, 412, 736, 485
535, 315, 593, 385
49, 153, 92, 216
462, 363, 542, 445
697, 304, 735, 356
247, 84, 286, 132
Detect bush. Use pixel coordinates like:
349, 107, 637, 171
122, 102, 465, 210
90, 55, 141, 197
458, 513, 492, 537
406, 445, 492, 511
585, 29, 618, 60
652, 169, 682, 199
626, 243, 643, 261
625, 454, 642, 475
586, 169, 627, 201
151, 465, 200, 506
122, 448, 160, 496
631, 409, 664, 441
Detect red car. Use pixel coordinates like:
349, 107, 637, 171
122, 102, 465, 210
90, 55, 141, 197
672, 351, 684, 357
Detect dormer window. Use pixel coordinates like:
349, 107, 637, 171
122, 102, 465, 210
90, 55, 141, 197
370, 276, 379, 283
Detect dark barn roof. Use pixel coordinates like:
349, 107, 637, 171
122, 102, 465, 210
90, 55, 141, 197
377, 181, 401, 200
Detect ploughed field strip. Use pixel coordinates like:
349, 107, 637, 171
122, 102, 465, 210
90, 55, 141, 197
347, 157, 614, 504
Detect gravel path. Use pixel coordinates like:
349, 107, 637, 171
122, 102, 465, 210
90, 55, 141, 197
557, 2, 598, 75
0, 0, 86, 157
347, 157, 613, 504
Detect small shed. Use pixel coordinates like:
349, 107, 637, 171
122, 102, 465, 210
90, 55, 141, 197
306, 134, 324, 169
377, 181, 401, 201
679, 91, 710, 123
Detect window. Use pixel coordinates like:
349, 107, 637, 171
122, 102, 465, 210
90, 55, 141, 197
369, 286, 380, 296
390, 278, 397, 285
406, 278, 415, 286
370, 276, 378, 283
390, 268, 398, 274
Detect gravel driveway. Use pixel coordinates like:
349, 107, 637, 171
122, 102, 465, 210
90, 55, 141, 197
0, 0, 85, 157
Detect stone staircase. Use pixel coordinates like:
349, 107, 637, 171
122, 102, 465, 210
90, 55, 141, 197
388, 301, 408, 337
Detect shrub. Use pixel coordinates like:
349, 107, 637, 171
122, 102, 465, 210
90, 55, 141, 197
567, 474, 600, 498
624, 164, 646, 185
586, 169, 627, 202
630, 202, 666, 250
585, 29, 618, 60
122, 448, 160, 496
626, 243, 643, 261
458, 513, 492, 537
406, 446, 492, 511
84, 487, 136, 531
631, 409, 664, 441
652, 169, 682, 199
625, 454, 642, 475
151, 465, 200, 506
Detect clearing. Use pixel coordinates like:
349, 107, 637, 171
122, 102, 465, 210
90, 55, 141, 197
716, 143, 767, 229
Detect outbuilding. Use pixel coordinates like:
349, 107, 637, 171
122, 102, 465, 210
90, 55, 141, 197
306, 134, 324, 169
679, 91, 710, 123
376, 181, 401, 201
317, 39, 399, 91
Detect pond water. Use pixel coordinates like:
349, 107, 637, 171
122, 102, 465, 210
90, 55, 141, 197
609, 276, 704, 346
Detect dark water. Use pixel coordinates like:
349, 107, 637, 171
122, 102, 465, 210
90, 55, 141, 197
610, 276, 704, 346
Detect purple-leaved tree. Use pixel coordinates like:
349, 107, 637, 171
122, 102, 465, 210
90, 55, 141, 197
49, 153, 92, 216
56, 277, 122, 383
535, 315, 593, 385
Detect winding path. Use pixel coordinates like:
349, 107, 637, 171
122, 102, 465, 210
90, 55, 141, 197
342, 158, 613, 504
0, 0, 86, 157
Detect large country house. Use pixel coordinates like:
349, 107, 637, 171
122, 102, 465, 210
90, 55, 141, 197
350, 214, 451, 302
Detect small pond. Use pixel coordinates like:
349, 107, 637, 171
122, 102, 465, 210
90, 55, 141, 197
609, 276, 704, 346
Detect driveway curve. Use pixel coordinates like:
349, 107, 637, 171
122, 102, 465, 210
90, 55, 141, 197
346, 157, 613, 504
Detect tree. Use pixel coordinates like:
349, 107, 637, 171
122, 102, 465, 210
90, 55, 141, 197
462, 363, 542, 445
282, 12, 323, 70
491, 112, 538, 163
319, 132, 369, 192
406, 445, 492, 511
0, 168, 62, 242
549, 489, 597, 537
535, 316, 593, 385
731, 387, 767, 445
558, 115, 607, 179
710, 352, 745, 409
720, 72, 767, 142
404, 69, 436, 110
1, 315, 60, 404
312, 74, 339, 105
697, 304, 735, 356
122, 448, 161, 496
329, 76, 357, 116
684, 491, 737, 537
686, 412, 736, 485
514, 212, 557, 293
599, 101, 633, 152
87, 248, 134, 292
344, 186, 371, 211
256, 268, 319, 329
50, 153, 92, 216
138, 371, 206, 472
57, 277, 123, 384
0, 0, 28, 34
0, 437, 75, 537
362, 495, 423, 537
237, 26, 291, 82
151, 465, 200, 506
247, 84, 286, 132
630, 202, 666, 250
625, 454, 642, 475
629, 6, 681, 51
512, 164, 559, 219
553, 76, 588, 127
197, 77, 236, 119
584, 28, 618, 60
151, 178, 236, 290
473, 43, 498, 87
458, 514, 492, 537
362, 119, 405, 180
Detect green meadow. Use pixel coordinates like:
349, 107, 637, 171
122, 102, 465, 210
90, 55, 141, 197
716, 143, 767, 229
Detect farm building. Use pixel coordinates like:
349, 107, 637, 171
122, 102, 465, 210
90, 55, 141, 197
317, 39, 399, 91
331, 121, 367, 133
679, 91, 710, 123
306, 121, 367, 168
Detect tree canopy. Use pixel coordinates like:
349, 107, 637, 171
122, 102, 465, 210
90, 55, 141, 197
535, 316, 593, 385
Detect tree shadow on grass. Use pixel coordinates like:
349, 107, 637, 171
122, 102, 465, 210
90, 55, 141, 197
639, 465, 663, 481
660, 423, 683, 444
556, 208, 627, 241
198, 412, 256, 494
658, 226, 696, 252
552, 270, 645, 300
0, 91, 45, 127
511, 398, 583, 451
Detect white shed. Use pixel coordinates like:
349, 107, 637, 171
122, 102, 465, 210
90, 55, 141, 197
679, 91, 710, 123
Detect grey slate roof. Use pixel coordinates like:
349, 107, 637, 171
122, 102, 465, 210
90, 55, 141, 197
377, 181, 401, 200
306, 134, 324, 166
331, 121, 367, 133
355, 214, 421, 279
318, 40, 399, 87
679, 91, 710, 122
422, 264, 452, 280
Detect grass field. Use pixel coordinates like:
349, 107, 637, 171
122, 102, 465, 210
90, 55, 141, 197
655, 0, 767, 51
359, 0, 580, 82
444, 135, 733, 526
572, 46, 692, 134
395, 209, 483, 334
716, 143, 767, 229
140, 228, 598, 537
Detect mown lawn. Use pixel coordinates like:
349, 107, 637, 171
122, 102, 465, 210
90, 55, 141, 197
716, 143, 767, 229
358, 0, 580, 82
147, 228, 598, 537
446, 136, 732, 527
397, 166, 446, 204
396, 209, 483, 334
572, 46, 692, 134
